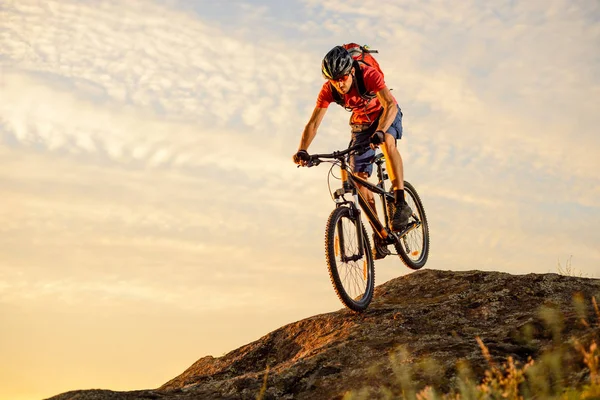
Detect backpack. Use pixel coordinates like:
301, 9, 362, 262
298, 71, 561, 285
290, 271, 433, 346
330, 43, 384, 108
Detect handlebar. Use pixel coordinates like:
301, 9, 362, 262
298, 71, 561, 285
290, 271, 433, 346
302, 143, 368, 167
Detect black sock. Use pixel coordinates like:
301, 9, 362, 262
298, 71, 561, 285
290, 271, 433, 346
394, 189, 405, 205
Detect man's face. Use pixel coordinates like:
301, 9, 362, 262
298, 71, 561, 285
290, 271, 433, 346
330, 69, 354, 94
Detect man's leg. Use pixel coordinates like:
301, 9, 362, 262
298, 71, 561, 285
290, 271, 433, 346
379, 116, 412, 231
380, 133, 404, 192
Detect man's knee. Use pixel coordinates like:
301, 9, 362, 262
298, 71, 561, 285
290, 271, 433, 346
384, 133, 397, 151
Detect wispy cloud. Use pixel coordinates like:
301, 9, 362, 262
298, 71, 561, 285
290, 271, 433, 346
1, 0, 598, 302
1, 0, 322, 152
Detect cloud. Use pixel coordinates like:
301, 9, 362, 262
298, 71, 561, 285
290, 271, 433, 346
1, 0, 320, 138
1, 0, 599, 291
0, 137, 331, 314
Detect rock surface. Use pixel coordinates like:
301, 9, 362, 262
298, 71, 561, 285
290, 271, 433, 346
48, 269, 600, 400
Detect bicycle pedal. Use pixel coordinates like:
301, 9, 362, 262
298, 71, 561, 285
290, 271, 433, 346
384, 231, 399, 244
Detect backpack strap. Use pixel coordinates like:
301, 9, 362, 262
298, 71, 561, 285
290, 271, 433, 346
351, 60, 376, 101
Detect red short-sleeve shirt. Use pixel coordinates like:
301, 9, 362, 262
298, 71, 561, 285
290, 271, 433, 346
316, 64, 396, 124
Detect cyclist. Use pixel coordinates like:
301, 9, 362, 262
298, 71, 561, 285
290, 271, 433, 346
293, 45, 412, 260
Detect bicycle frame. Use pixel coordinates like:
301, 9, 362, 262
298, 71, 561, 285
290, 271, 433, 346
351, 174, 393, 236
308, 144, 421, 262
333, 155, 394, 242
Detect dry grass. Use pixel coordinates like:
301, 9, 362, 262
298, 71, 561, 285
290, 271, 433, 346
343, 296, 600, 400
256, 365, 270, 400
557, 255, 589, 278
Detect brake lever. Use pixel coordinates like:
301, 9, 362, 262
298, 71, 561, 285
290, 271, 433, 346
296, 158, 319, 168
296, 155, 321, 168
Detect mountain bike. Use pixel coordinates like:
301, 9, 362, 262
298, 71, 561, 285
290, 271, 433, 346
303, 143, 430, 312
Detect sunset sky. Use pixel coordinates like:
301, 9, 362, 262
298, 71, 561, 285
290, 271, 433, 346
1, 1, 599, 399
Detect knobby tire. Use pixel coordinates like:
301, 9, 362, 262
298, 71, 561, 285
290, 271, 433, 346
325, 206, 375, 312
394, 181, 430, 270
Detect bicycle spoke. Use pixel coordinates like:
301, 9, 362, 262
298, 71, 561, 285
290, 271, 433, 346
325, 206, 374, 310
393, 182, 430, 270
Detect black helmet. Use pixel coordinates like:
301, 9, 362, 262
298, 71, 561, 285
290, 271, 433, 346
321, 46, 353, 80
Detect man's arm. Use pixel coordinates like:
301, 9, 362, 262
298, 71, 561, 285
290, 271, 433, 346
298, 106, 328, 151
374, 87, 397, 133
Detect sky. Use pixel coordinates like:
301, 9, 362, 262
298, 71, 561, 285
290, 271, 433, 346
1, 0, 599, 399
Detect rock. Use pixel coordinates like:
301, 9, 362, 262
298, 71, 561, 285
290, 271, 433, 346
47, 269, 600, 400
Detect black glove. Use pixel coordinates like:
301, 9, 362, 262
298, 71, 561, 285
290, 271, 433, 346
293, 150, 310, 164
370, 130, 385, 146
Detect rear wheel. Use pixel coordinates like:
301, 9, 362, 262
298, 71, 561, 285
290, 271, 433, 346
325, 206, 375, 312
394, 181, 430, 270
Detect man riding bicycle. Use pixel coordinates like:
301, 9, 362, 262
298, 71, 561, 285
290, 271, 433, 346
293, 45, 412, 260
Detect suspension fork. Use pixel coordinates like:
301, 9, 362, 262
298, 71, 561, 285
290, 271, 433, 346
336, 201, 364, 262
337, 158, 365, 261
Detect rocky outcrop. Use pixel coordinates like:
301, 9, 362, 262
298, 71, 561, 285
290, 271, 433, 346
48, 269, 600, 400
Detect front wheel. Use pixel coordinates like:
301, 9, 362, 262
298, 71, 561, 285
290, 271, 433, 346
325, 206, 375, 312
394, 181, 430, 270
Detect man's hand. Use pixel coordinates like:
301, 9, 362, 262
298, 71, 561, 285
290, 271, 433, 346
369, 130, 385, 149
293, 149, 310, 166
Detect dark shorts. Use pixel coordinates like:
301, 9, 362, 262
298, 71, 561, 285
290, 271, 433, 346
350, 105, 403, 176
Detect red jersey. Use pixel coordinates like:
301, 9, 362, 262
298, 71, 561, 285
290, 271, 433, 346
316, 64, 396, 124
